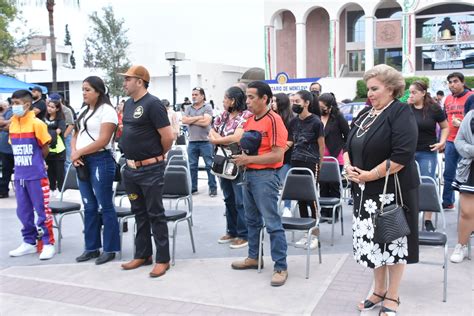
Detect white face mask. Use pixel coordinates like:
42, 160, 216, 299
12, 104, 26, 117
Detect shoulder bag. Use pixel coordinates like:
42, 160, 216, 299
210, 115, 239, 180
373, 160, 411, 244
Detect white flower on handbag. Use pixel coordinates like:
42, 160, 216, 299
364, 199, 378, 214
379, 193, 395, 205
388, 236, 408, 258
379, 251, 395, 266
364, 218, 375, 240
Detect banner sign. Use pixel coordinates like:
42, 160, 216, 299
264, 72, 320, 93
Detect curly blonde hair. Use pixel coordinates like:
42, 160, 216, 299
363, 64, 405, 98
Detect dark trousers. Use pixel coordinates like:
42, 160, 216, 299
123, 162, 170, 263
0, 152, 14, 195
46, 158, 65, 191
291, 160, 319, 219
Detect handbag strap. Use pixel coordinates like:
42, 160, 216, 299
379, 159, 391, 214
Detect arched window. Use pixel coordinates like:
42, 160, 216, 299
353, 15, 365, 42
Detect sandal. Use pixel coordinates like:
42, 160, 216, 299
379, 297, 400, 316
358, 292, 386, 311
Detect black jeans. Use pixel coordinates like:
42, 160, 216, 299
0, 152, 14, 195
123, 161, 170, 263
46, 158, 65, 191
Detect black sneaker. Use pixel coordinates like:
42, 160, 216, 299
0, 193, 8, 198
424, 220, 436, 232
76, 250, 100, 262
209, 189, 217, 197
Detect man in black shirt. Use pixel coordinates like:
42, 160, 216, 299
30, 86, 46, 120
119, 65, 174, 278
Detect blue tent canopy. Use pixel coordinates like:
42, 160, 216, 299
0, 75, 48, 94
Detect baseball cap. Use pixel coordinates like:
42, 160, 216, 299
240, 130, 262, 156
29, 86, 43, 93
48, 93, 62, 102
119, 65, 150, 82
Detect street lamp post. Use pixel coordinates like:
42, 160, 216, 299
165, 52, 185, 109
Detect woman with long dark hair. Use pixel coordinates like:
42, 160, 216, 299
271, 93, 294, 215
209, 86, 252, 249
45, 99, 66, 197
71, 76, 120, 265
287, 90, 325, 249
408, 81, 448, 232
318, 93, 349, 222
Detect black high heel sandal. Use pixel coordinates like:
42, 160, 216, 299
358, 292, 386, 311
379, 297, 400, 316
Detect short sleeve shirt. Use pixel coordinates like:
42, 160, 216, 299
212, 110, 253, 137
412, 105, 446, 152
32, 99, 46, 120
62, 105, 74, 125
9, 111, 51, 180
243, 110, 287, 169
184, 104, 213, 141
288, 114, 324, 164
119, 93, 170, 161
76, 104, 118, 150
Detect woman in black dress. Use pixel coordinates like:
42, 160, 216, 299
344, 64, 419, 316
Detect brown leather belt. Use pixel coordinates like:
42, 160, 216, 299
126, 155, 164, 169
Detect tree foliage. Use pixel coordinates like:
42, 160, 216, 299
85, 6, 131, 100
0, 0, 32, 73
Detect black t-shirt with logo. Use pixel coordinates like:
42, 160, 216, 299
119, 93, 170, 161
32, 99, 47, 120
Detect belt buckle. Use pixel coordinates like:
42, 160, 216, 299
126, 159, 137, 169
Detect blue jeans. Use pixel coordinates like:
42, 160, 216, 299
415, 151, 438, 181
442, 141, 460, 206
77, 151, 120, 252
277, 163, 291, 209
220, 175, 247, 239
64, 134, 72, 172
242, 169, 287, 271
187, 141, 217, 192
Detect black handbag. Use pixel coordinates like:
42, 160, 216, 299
76, 164, 89, 181
211, 145, 239, 180
373, 160, 411, 244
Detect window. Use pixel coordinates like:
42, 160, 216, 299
347, 11, 365, 42
348, 51, 365, 72
354, 15, 365, 42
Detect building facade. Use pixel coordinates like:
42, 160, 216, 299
264, 0, 474, 79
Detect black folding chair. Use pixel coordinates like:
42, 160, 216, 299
260, 167, 322, 279
49, 165, 84, 253
418, 176, 448, 302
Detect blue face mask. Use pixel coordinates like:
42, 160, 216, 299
12, 105, 26, 117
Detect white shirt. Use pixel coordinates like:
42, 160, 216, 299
76, 104, 118, 150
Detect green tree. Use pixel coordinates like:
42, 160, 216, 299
64, 24, 75, 68
0, 0, 32, 73
85, 6, 131, 102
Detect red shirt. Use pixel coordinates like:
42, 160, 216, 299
244, 110, 287, 169
444, 90, 474, 142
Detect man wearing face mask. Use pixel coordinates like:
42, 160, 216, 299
8, 89, 55, 260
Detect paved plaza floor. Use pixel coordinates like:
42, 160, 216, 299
0, 171, 472, 315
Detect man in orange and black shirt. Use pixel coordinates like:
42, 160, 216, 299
231, 81, 289, 287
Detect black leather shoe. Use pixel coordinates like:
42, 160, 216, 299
76, 250, 100, 262
95, 252, 115, 265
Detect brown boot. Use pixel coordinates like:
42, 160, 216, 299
231, 257, 263, 270
121, 256, 153, 270
149, 262, 170, 278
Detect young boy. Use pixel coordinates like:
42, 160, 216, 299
8, 89, 55, 260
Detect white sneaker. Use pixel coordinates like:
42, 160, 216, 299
450, 243, 468, 263
39, 244, 55, 260
9, 242, 37, 257
294, 235, 307, 248
282, 207, 292, 217
305, 236, 319, 250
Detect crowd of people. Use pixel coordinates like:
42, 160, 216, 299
1, 64, 473, 315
